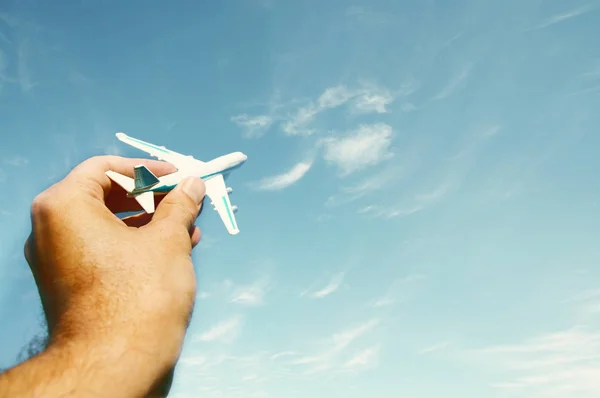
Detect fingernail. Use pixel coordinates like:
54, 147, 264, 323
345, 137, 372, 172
180, 177, 205, 205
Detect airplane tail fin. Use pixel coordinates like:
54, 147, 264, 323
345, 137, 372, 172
105, 170, 156, 214
134, 164, 160, 190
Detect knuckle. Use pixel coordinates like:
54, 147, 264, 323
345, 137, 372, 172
23, 236, 32, 262
30, 190, 58, 219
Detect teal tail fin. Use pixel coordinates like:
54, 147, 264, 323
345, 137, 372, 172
134, 165, 159, 190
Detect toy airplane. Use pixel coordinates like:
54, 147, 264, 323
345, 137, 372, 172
106, 132, 247, 235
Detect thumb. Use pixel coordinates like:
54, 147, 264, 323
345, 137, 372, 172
150, 177, 206, 233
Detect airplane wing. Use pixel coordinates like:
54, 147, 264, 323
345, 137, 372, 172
204, 173, 240, 235
115, 132, 204, 169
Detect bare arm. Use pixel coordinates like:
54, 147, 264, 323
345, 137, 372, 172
0, 156, 205, 397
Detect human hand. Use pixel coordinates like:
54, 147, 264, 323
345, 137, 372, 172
19, 155, 205, 397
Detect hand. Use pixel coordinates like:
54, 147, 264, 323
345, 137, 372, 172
0, 156, 205, 397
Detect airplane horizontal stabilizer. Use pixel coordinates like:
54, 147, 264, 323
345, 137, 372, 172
106, 170, 135, 192
134, 191, 155, 213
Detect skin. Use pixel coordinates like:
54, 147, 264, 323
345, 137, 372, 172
0, 155, 206, 397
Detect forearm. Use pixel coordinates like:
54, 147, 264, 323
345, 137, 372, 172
0, 333, 176, 397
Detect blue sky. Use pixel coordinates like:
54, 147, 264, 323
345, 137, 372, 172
1, 0, 600, 396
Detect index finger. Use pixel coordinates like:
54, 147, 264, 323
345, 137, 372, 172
67, 155, 177, 203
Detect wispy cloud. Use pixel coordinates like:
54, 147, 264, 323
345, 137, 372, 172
345, 5, 395, 25
301, 272, 346, 299
289, 318, 381, 375
325, 167, 398, 207
230, 277, 271, 306
0, 30, 10, 45
231, 114, 273, 138
563, 288, 600, 317
0, 48, 7, 89
254, 160, 313, 190
282, 85, 362, 136
270, 351, 297, 360
418, 340, 450, 355
198, 234, 219, 249
16, 39, 36, 92
433, 64, 472, 100
193, 315, 243, 343
400, 103, 417, 112
352, 90, 394, 114
177, 320, 382, 391
358, 203, 424, 219
370, 274, 427, 307
525, 4, 597, 31
321, 123, 394, 176
477, 326, 600, 396
3, 156, 28, 166
359, 171, 461, 219
342, 345, 380, 371
332, 319, 380, 350
480, 125, 502, 137
236, 82, 405, 137
103, 143, 121, 156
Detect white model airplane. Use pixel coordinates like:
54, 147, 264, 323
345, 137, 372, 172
106, 132, 247, 235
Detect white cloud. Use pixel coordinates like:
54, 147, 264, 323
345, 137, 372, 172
325, 168, 398, 207
481, 125, 502, 137
400, 103, 417, 112
359, 204, 423, 219
345, 5, 395, 25
2, 156, 28, 166
321, 123, 394, 175
180, 355, 208, 366
197, 291, 210, 299
477, 326, 600, 397
103, 143, 121, 156
433, 64, 472, 100
526, 4, 596, 31
282, 86, 354, 136
230, 277, 270, 306
194, 315, 242, 343
280, 83, 399, 136
318, 85, 356, 109
418, 341, 450, 355
343, 345, 380, 371
281, 84, 359, 136
359, 173, 459, 219
254, 161, 312, 190
332, 319, 379, 350
370, 274, 427, 307
353, 92, 394, 114
0, 48, 7, 87
231, 114, 273, 138
289, 319, 381, 375
281, 107, 318, 135
301, 272, 346, 299
270, 351, 297, 360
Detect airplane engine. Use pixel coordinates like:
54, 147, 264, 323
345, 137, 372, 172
226, 187, 233, 193
231, 205, 238, 213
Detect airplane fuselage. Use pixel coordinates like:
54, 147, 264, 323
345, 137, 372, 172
127, 151, 247, 196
